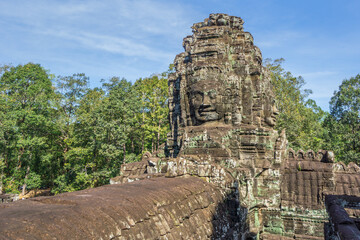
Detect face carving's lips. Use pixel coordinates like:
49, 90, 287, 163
197, 109, 219, 121
200, 112, 215, 117
200, 108, 216, 113
199, 105, 216, 113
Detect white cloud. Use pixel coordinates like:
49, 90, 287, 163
0, 0, 195, 64
0, 0, 193, 38
39, 29, 173, 61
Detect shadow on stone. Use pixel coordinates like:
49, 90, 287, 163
210, 184, 255, 240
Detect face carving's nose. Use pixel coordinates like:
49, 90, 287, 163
202, 95, 211, 106
273, 105, 279, 115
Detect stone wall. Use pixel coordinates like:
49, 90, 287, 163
113, 146, 360, 239
280, 150, 334, 238
0, 194, 19, 204
0, 177, 242, 239
280, 149, 360, 238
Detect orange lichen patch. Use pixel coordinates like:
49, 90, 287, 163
18, 188, 52, 200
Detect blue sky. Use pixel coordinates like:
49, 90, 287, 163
0, 0, 359, 111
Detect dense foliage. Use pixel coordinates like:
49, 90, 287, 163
266, 59, 325, 151
0, 61, 358, 195
322, 74, 360, 164
0, 63, 169, 194
268, 59, 360, 164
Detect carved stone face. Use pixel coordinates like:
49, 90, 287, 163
264, 97, 279, 127
188, 79, 225, 125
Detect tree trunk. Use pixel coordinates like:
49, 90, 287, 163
151, 139, 154, 153
0, 155, 4, 194
0, 168, 3, 195
17, 148, 25, 169
157, 120, 161, 151
22, 165, 30, 196
141, 139, 144, 153
122, 143, 126, 164
131, 137, 134, 153
141, 104, 145, 153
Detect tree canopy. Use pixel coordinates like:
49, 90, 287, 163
322, 74, 360, 164
266, 59, 325, 151
0, 63, 60, 195
0, 61, 358, 195
0, 63, 170, 194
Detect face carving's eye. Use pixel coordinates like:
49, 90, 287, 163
195, 94, 202, 101
208, 90, 217, 99
190, 91, 203, 102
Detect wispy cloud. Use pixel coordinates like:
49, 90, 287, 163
0, 0, 196, 69
0, 0, 192, 38
39, 29, 173, 61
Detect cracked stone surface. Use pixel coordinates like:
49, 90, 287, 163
0, 177, 237, 240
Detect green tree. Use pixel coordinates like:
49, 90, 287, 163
0, 62, 171, 194
55, 74, 89, 167
56, 73, 89, 125
322, 74, 360, 163
52, 87, 106, 193
266, 59, 325, 151
101, 77, 141, 164
52, 77, 142, 193
134, 74, 169, 153
0, 63, 60, 194
0, 64, 12, 194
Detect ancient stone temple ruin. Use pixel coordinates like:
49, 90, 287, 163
1, 13, 360, 240
111, 13, 360, 239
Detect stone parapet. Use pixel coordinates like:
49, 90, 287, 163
0, 177, 242, 240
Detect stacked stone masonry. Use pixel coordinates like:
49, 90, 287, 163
0, 177, 240, 239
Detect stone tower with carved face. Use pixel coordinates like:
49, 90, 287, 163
166, 13, 279, 159
113, 14, 347, 239
165, 14, 286, 237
